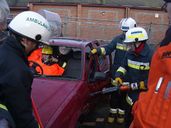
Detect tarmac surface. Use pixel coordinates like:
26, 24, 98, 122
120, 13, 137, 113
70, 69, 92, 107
78, 95, 125, 128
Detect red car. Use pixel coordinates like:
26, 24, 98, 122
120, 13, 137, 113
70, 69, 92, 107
31, 37, 111, 128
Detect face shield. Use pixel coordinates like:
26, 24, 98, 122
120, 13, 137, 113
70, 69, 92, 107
0, 0, 10, 28
37, 9, 62, 38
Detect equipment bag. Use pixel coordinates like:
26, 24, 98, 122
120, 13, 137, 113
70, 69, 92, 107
131, 43, 171, 128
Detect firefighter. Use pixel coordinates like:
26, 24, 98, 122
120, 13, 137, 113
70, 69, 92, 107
0, 11, 51, 128
90, 17, 137, 125
0, 0, 10, 44
114, 27, 153, 128
29, 45, 65, 76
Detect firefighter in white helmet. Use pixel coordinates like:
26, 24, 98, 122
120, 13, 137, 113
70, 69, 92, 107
90, 17, 137, 125
0, 11, 51, 128
114, 27, 153, 128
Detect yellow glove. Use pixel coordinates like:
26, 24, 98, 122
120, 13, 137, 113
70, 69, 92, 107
90, 48, 97, 54
115, 77, 123, 85
139, 81, 147, 90
111, 79, 117, 86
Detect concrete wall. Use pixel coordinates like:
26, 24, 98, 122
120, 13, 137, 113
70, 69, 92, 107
11, 3, 169, 45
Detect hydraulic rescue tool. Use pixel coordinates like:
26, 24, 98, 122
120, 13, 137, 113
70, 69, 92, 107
90, 82, 130, 96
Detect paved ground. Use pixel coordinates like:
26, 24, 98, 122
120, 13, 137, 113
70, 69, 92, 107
78, 95, 125, 128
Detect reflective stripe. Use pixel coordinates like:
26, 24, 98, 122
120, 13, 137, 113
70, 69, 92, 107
126, 95, 133, 106
0, 104, 8, 111
62, 62, 67, 68
127, 33, 144, 39
117, 66, 127, 75
128, 59, 150, 70
100, 47, 106, 55
118, 109, 125, 114
116, 43, 128, 51
110, 108, 117, 114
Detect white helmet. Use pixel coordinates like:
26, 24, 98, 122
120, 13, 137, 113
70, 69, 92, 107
124, 27, 148, 43
120, 17, 136, 32
8, 11, 51, 44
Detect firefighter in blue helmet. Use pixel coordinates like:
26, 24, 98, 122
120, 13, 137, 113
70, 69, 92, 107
114, 27, 153, 128
90, 17, 137, 125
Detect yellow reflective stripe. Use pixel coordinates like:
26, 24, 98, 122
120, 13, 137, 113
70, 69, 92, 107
128, 63, 150, 70
0, 104, 8, 111
100, 47, 106, 55
116, 66, 126, 75
62, 62, 67, 68
126, 95, 133, 106
127, 33, 144, 39
118, 109, 125, 114
110, 108, 117, 114
128, 59, 150, 70
116, 44, 128, 51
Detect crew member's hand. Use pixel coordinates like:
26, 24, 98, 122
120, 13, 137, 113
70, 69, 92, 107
130, 81, 147, 91
139, 81, 147, 90
51, 56, 58, 63
115, 77, 123, 85
111, 78, 118, 86
90, 48, 97, 55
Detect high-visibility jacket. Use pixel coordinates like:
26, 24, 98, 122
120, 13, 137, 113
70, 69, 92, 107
131, 43, 171, 128
28, 48, 64, 76
28, 48, 42, 61
35, 57, 64, 76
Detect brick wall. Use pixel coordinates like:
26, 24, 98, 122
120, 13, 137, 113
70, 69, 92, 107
20, 3, 169, 45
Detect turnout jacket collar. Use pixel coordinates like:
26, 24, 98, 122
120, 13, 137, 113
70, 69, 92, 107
130, 43, 150, 57
3, 36, 28, 65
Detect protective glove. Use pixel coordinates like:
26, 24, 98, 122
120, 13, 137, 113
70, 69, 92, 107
90, 48, 98, 55
111, 78, 118, 86
130, 81, 147, 91
139, 81, 147, 90
115, 77, 123, 85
